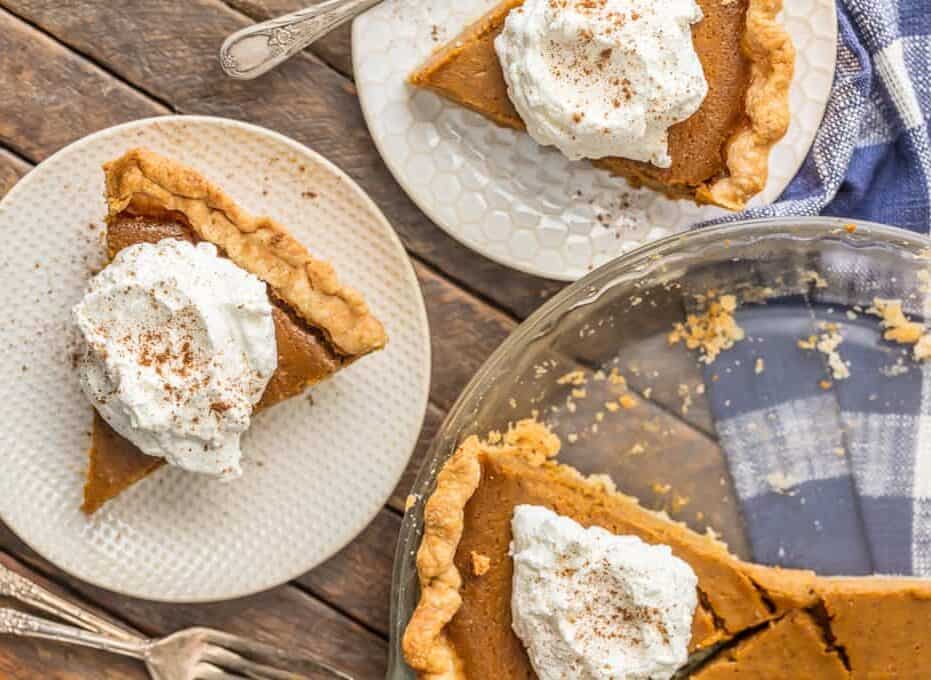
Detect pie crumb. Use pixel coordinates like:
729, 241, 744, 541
799, 322, 849, 380
767, 471, 799, 495
470, 551, 491, 576
677, 384, 692, 415
405, 494, 418, 512
754, 357, 765, 374
619, 394, 637, 409
868, 298, 931, 360
627, 442, 646, 456
668, 293, 745, 363
801, 270, 829, 289
557, 370, 588, 386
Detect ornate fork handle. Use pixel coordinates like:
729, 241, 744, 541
0, 608, 146, 658
0, 562, 139, 641
220, 0, 383, 80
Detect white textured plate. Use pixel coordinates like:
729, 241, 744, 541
0, 116, 431, 602
353, 0, 837, 281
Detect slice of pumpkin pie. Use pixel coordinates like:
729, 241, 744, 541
410, 0, 794, 210
79, 149, 387, 513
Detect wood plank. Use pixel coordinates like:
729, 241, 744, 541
222, 0, 353, 77
296, 510, 399, 638
389, 401, 444, 512
0, 0, 563, 319
0, 146, 30, 198
0, 532, 387, 680
415, 260, 515, 410
0, 552, 148, 680
0, 8, 167, 161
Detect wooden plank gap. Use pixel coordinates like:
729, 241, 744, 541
289, 578, 389, 642
411, 251, 522, 325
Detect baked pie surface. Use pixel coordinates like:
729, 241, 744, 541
402, 421, 931, 679
82, 149, 387, 513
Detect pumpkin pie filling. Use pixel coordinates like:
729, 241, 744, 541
81, 149, 386, 513
690, 610, 848, 679
409, 0, 794, 210
403, 421, 931, 678
82, 215, 342, 513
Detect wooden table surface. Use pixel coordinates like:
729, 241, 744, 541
0, 2, 725, 677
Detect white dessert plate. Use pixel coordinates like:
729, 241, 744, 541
0, 116, 431, 602
353, 0, 838, 281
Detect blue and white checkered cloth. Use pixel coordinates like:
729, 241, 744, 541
703, 0, 931, 577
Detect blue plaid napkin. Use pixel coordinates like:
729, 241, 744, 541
702, 0, 931, 577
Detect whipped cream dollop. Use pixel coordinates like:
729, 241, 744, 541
494, 0, 708, 165
73, 239, 278, 479
510, 505, 698, 680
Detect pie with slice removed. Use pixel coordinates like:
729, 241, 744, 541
409, 0, 795, 211
402, 420, 931, 678
81, 149, 387, 513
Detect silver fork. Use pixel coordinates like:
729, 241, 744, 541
0, 559, 138, 640
0, 608, 353, 680
0, 562, 351, 679
220, 0, 384, 80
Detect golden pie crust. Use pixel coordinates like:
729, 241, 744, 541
81, 149, 387, 513
409, 0, 795, 211
403, 421, 931, 679
104, 149, 386, 358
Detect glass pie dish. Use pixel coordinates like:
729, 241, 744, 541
387, 217, 931, 678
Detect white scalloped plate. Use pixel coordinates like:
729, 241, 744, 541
353, 0, 837, 281
0, 116, 431, 602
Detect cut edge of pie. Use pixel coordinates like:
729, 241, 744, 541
81, 148, 388, 514
409, 0, 795, 211
402, 420, 931, 679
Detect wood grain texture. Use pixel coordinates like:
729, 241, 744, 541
296, 510, 399, 637
0, 147, 30, 198
222, 0, 354, 77
389, 401, 444, 511
415, 260, 516, 410
0, 0, 564, 318
0, 8, 167, 161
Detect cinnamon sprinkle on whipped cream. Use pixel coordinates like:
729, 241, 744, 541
495, 0, 708, 164
72, 239, 278, 478
510, 505, 697, 679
